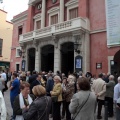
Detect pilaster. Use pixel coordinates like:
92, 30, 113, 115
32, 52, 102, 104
60, 0, 64, 22
53, 36, 60, 73
41, 0, 46, 28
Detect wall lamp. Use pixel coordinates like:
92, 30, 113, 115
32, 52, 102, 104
74, 35, 81, 54
18, 49, 25, 58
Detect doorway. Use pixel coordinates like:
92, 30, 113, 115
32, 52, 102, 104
41, 45, 54, 72
111, 50, 120, 83
16, 64, 20, 72
28, 48, 35, 73
61, 42, 74, 76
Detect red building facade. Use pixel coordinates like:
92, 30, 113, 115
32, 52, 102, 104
10, 0, 120, 76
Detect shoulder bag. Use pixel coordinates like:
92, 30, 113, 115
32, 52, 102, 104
51, 96, 58, 102
71, 92, 90, 120
37, 96, 49, 120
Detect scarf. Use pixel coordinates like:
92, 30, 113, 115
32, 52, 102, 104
15, 93, 33, 120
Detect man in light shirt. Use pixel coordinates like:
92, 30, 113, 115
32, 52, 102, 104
114, 77, 120, 102
114, 77, 120, 120
1, 70, 7, 94
92, 73, 106, 119
1, 70, 6, 81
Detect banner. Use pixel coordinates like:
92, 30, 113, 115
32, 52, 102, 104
21, 60, 26, 71
105, 0, 120, 46
0, 0, 3, 3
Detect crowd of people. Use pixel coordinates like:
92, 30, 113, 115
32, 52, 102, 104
0, 70, 120, 120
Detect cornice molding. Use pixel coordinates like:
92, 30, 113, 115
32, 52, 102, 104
48, 6, 59, 14
33, 13, 41, 19
65, 0, 79, 7
11, 13, 27, 23
90, 29, 106, 34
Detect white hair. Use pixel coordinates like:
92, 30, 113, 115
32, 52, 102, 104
109, 75, 114, 80
54, 75, 61, 81
68, 75, 75, 83
118, 77, 120, 82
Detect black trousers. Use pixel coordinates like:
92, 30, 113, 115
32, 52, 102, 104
52, 102, 61, 120
97, 99, 105, 117
62, 100, 66, 117
105, 97, 113, 116
66, 101, 71, 120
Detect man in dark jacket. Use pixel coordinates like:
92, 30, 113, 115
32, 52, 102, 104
28, 70, 38, 94
31, 74, 43, 92
29, 71, 38, 84
105, 75, 115, 117
46, 73, 54, 96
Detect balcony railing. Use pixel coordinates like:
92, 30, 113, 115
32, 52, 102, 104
19, 17, 90, 43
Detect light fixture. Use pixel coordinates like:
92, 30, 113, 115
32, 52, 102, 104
74, 35, 81, 54
18, 49, 25, 58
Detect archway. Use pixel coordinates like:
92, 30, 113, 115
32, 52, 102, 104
112, 50, 120, 76
61, 42, 74, 76
28, 48, 35, 73
41, 45, 54, 72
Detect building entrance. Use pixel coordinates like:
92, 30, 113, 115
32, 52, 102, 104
41, 45, 54, 72
61, 42, 74, 76
111, 50, 120, 76
111, 50, 120, 83
28, 48, 35, 73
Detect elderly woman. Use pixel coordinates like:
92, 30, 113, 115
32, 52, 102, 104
69, 77, 96, 120
62, 74, 75, 120
50, 75, 62, 120
22, 85, 51, 120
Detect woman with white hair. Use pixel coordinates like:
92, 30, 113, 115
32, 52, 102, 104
0, 91, 6, 120
62, 74, 75, 120
50, 75, 62, 120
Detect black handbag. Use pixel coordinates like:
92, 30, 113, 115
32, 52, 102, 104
37, 96, 49, 120
51, 96, 58, 102
71, 92, 90, 120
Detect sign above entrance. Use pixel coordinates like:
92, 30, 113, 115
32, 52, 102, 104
105, 0, 120, 46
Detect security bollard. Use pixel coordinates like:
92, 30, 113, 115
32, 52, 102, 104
104, 101, 108, 120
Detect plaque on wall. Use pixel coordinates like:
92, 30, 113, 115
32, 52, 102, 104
52, 0, 57, 4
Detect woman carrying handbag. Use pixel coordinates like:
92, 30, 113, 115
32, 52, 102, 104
22, 85, 51, 120
69, 77, 96, 120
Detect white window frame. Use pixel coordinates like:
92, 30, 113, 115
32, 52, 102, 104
108, 56, 114, 73
15, 62, 20, 72
65, 0, 79, 20
33, 13, 41, 30
47, 6, 60, 26
16, 47, 21, 57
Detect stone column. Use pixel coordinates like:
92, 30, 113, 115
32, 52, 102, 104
41, 0, 46, 28
26, 5, 35, 32
82, 32, 90, 73
33, 39, 40, 72
35, 49, 39, 72
85, 32, 90, 72
60, 0, 64, 22
53, 36, 60, 73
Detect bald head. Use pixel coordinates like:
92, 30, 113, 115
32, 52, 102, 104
118, 77, 120, 83
109, 75, 114, 81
